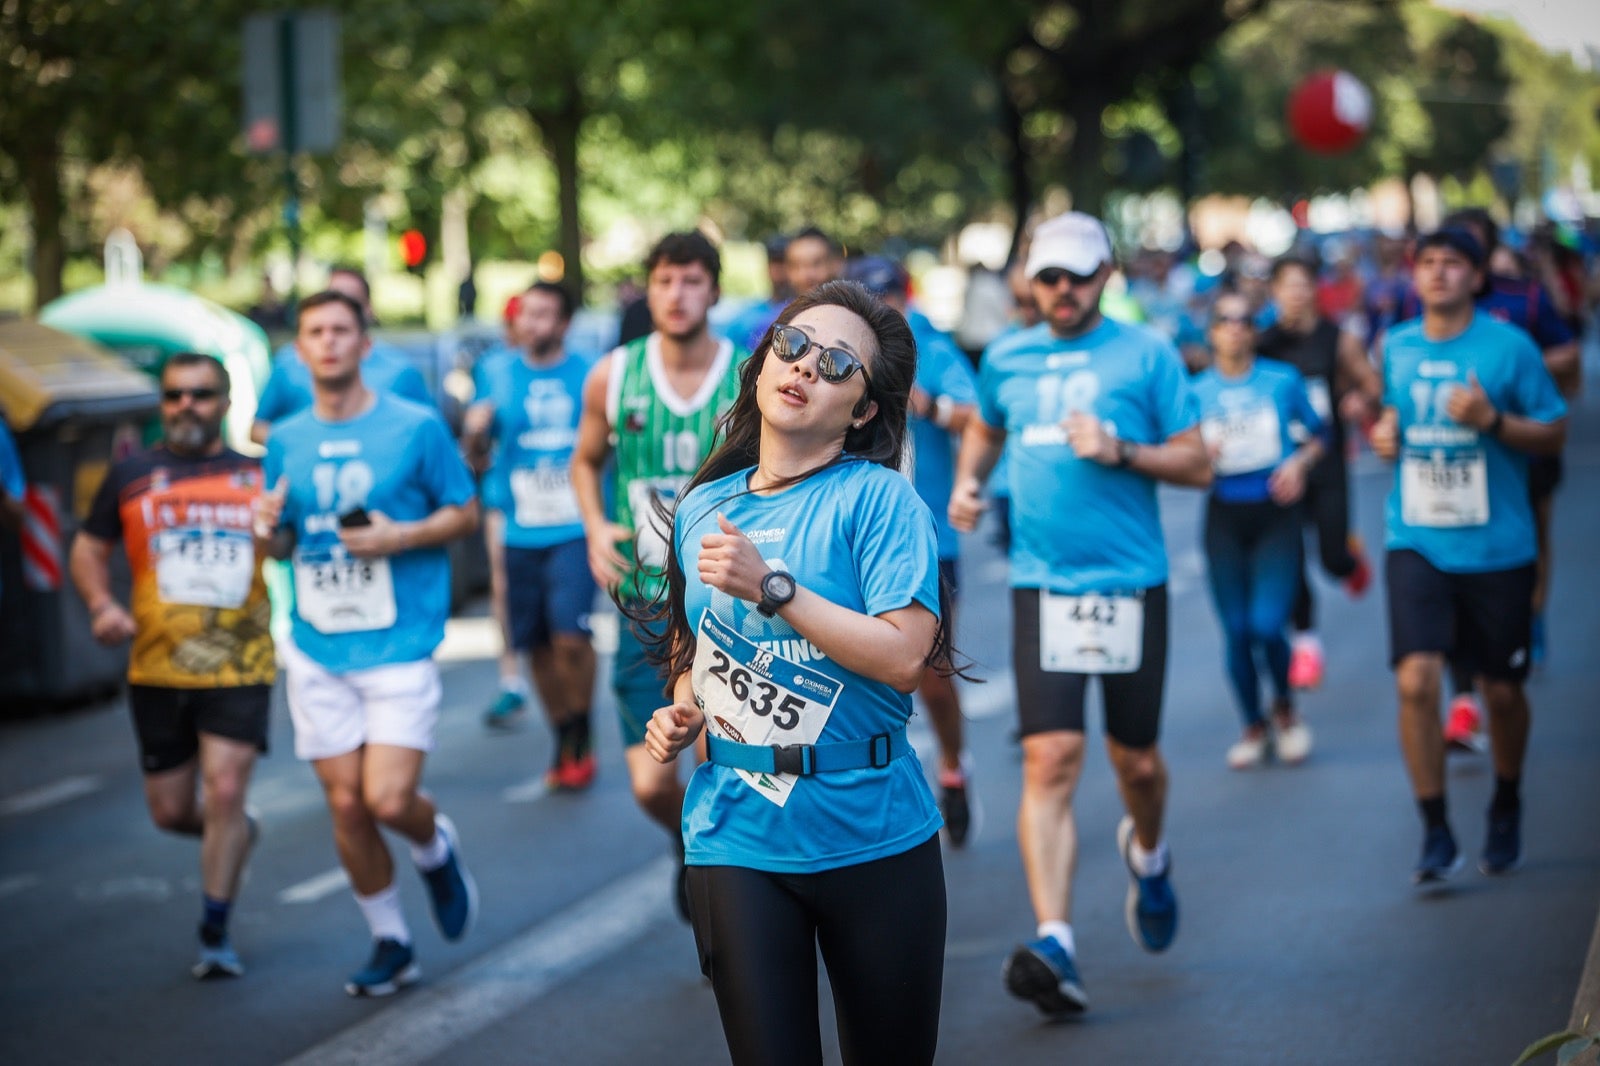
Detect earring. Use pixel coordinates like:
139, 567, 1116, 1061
851, 421, 862, 429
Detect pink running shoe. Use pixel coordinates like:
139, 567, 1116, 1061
1288, 636, 1325, 690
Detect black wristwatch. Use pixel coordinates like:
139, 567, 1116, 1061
1116, 438, 1138, 468
757, 570, 797, 617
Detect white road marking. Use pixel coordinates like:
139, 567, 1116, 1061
280, 856, 675, 1066
277, 867, 349, 905
501, 776, 550, 804
0, 775, 101, 817
0, 873, 40, 899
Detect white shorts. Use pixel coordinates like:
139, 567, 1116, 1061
283, 641, 442, 761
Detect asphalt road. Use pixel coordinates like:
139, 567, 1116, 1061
3, 359, 1597, 1066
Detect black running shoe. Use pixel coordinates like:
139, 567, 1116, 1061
941, 779, 973, 849
1480, 806, 1522, 875
1414, 823, 1462, 885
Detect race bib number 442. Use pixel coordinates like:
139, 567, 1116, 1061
1039, 590, 1143, 674
693, 610, 842, 808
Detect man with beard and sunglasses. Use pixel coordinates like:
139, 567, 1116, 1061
572, 231, 747, 921
71, 352, 276, 981
951, 211, 1211, 1018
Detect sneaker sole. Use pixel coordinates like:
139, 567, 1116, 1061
1413, 852, 1465, 885
432, 814, 479, 942
344, 961, 422, 998
1479, 854, 1523, 876
192, 959, 244, 980
1003, 950, 1087, 1016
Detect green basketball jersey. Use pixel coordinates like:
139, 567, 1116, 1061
608, 333, 745, 601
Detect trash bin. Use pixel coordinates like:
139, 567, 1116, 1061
0, 320, 159, 708
41, 282, 272, 457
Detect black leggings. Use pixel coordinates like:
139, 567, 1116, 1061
1291, 463, 1357, 632
687, 834, 946, 1066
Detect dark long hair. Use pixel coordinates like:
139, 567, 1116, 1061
624, 279, 965, 689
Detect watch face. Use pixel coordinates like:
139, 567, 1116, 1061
765, 572, 795, 599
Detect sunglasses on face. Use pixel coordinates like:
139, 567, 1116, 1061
1034, 267, 1098, 288
162, 387, 221, 403
770, 324, 874, 391
1212, 314, 1253, 327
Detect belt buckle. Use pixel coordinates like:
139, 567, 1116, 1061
772, 743, 814, 776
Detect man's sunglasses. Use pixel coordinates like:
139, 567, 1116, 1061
162, 387, 222, 403
771, 324, 873, 391
1212, 314, 1253, 327
1034, 267, 1098, 288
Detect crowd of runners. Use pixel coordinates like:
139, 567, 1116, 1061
48, 201, 1593, 1063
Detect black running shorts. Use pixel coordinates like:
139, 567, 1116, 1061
1012, 584, 1168, 748
1384, 549, 1534, 682
127, 684, 272, 774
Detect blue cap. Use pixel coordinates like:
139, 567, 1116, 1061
843, 256, 909, 297
1417, 227, 1485, 267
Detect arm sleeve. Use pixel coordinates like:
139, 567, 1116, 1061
976, 347, 1006, 428
932, 337, 979, 405
80, 460, 126, 541
1150, 342, 1201, 439
1288, 374, 1328, 445
394, 365, 434, 406
416, 413, 477, 510
851, 473, 941, 620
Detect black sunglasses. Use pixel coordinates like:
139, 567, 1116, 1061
1034, 267, 1098, 288
162, 387, 222, 402
1212, 314, 1253, 327
771, 324, 873, 391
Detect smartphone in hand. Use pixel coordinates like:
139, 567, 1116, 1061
338, 507, 372, 529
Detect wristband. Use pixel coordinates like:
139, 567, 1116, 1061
1487, 410, 1504, 438
932, 396, 954, 429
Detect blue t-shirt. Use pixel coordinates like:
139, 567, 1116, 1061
1192, 358, 1325, 505
0, 421, 23, 603
478, 351, 589, 549
257, 340, 432, 424
264, 394, 476, 672
471, 343, 518, 401
977, 319, 1200, 593
1382, 312, 1566, 573
675, 459, 942, 874
907, 311, 979, 560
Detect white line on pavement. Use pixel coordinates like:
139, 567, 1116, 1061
501, 776, 550, 804
278, 867, 350, 905
280, 856, 675, 1066
0, 775, 101, 817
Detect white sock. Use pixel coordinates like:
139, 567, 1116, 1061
353, 883, 410, 944
1130, 838, 1170, 877
410, 821, 450, 871
1037, 920, 1075, 956
1292, 631, 1322, 655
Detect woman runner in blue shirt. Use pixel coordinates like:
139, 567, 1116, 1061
639, 280, 956, 1066
1193, 292, 1327, 770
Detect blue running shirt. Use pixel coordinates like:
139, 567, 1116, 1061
1192, 358, 1325, 505
264, 394, 476, 671
1382, 312, 1566, 573
478, 352, 589, 549
675, 459, 942, 874
256, 340, 431, 424
907, 312, 979, 560
977, 319, 1200, 593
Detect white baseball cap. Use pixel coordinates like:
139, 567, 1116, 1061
1024, 212, 1114, 278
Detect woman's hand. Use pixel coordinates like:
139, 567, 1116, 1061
644, 700, 705, 764
697, 513, 771, 603
1268, 454, 1308, 506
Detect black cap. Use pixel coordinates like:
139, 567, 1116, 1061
1416, 227, 1486, 267
843, 256, 909, 297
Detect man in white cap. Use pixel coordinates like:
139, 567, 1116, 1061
951, 211, 1210, 1018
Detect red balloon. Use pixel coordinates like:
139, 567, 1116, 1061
1287, 70, 1371, 155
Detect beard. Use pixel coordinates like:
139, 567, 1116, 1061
165, 415, 219, 454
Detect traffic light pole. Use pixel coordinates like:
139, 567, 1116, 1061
279, 14, 301, 313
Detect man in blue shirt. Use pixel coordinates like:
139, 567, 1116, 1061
255, 290, 481, 997
0, 417, 25, 604
846, 255, 983, 847
462, 282, 598, 786
1371, 228, 1566, 884
951, 212, 1211, 1017
250, 267, 432, 446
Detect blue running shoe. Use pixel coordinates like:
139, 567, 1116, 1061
420, 814, 478, 941
192, 938, 244, 979
1480, 807, 1522, 875
482, 689, 527, 730
344, 938, 420, 997
1414, 823, 1462, 885
1003, 936, 1088, 1016
1117, 816, 1178, 953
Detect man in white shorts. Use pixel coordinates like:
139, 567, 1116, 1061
256, 290, 481, 996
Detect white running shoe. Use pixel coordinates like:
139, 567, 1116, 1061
1227, 727, 1269, 770
1272, 715, 1313, 765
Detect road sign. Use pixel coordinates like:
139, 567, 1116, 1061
242, 10, 341, 155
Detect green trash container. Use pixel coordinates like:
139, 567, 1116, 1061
0, 321, 159, 708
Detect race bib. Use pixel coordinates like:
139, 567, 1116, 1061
1305, 378, 1333, 423
1401, 448, 1489, 528
627, 478, 681, 568
1203, 404, 1282, 476
293, 548, 398, 634
1039, 590, 1143, 674
693, 610, 843, 808
510, 464, 581, 529
154, 527, 254, 609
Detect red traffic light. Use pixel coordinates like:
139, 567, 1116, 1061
400, 229, 428, 269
